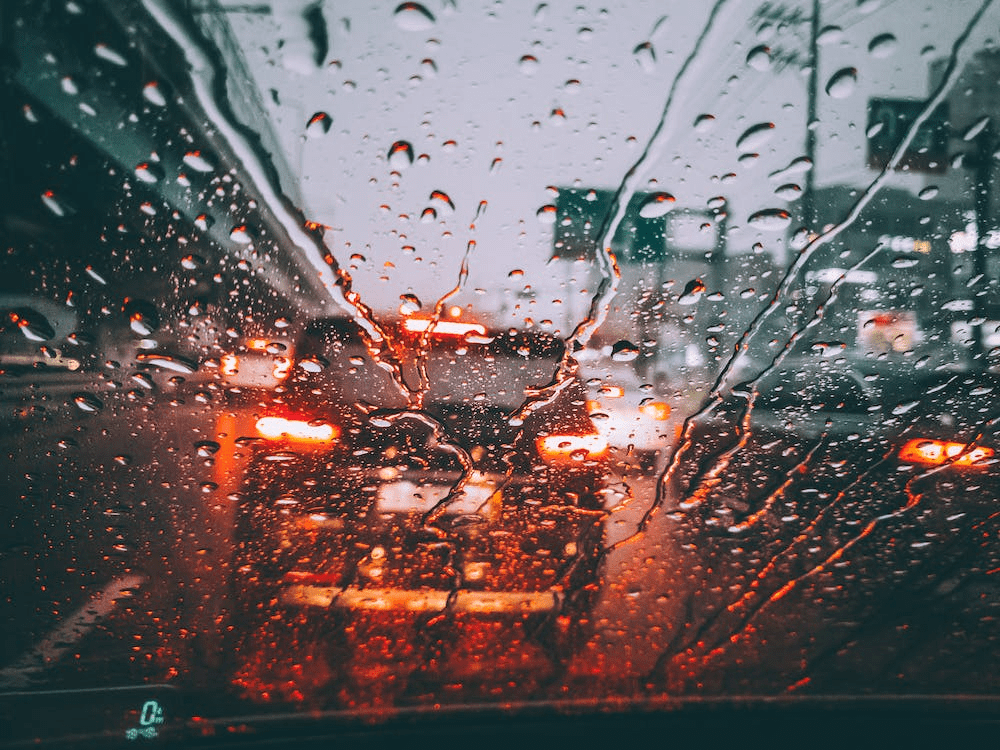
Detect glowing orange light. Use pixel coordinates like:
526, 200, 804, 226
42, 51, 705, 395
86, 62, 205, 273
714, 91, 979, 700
599, 385, 625, 398
255, 417, 338, 443
639, 401, 671, 420
898, 438, 994, 468
220, 354, 239, 376
272, 356, 291, 380
536, 433, 609, 462
585, 400, 602, 413
247, 339, 268, 351
402, 318, 487, 337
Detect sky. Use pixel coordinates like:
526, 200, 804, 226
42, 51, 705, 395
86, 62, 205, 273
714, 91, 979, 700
213, 0, 1000, 333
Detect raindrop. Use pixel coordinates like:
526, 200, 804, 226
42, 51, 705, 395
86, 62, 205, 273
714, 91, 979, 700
707, 196, 726, 209
400, 293, 422, 314
868, 33, 897, 58
23, 104, 39, 123
549, 107, 566, 124
638, 192, 675, 218
393, 2, 435, 31
747, 208, 791, 231
736, 122, 775, 151
891, 256, 919, 269
694, 114, 716, 133
85, 265, 108, 284
519, 54, 539, 75
774, 183, 802, 201
135, 352, 198, 374
388, 140, 414, 168
536, 205, 557, 224
134, 162, 164, 183
306, 111, 332, 137
183, 151, 214, 172
963, 116, 990, 142
633, 41, 655, 73
489, 157, 502, 174
508, 269, 524, 278
196, 440, 221, 457
746, 45, 771, 71
113, 455, 132, 466
740, 288, 756, 299
60, 76, 80, 95
611, 340, 640, 362
817, 25, 843, 45
768, 156, 812, 181
139, 202, 156, 216
678, 278, 705, 305
181, 254, 205, 270
866, 121, 883, 138
428, 190, 455, 212
142, 81, 167, 106
825, 67, 857, 99
194, 214, 213, 231
892, 400, 919, 416
9, 310, 54, 341
130, 372, 155, 390
94, 43, 127, 66
124, 299, 159, 336
421, 207, 437, 222
421, 58, 437, 76
41, 190, 70, 217
918, 186, 939, 200
230, 225, 252, 244
298, 355, 328, 373
73, 393, 103, 413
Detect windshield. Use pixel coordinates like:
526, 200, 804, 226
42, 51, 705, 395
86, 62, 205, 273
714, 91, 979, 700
4, 0, 1000, 744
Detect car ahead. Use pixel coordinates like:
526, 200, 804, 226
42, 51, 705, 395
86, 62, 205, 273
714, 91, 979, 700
576, 349, 677, 470
231, 315, 610, 691
674, 359, 1000, 535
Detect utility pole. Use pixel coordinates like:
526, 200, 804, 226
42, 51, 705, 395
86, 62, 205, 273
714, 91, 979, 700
802, 0, 820, 232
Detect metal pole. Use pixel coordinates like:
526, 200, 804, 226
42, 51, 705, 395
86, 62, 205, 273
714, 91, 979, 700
972, 124, 993, 366
802, 0, 820, 232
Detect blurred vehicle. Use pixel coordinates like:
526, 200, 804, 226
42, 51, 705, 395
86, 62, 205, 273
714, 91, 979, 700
675, 360, 1000, 534
232, 315, 610, 674
577, 350, 676, 469
211, 335, 294, 392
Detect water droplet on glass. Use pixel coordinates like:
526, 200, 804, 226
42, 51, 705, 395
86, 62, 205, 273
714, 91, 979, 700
135, 352, 198, 374
678, 278, 705, 305
638, 192, 675, 218
388, 140, 414, 168
94, 43, 127, 66
131, 372, 155, 390
124, 299, 159, 336
306, 111, 331, 137
85, 265, 108, 284
611, 340, 640, 362
746, 45, 771, 71
181, 254, 205, 270
633, 41, 655, 73
9, 309, 54, 341
707, 196, 726, 210
41, 190, 70, 217
918, 186, 939, 200
817, 25, 843, 45
183, 151, 214, 172
736, 122, 775, 151
134, 162, 163, 183
508, 269, 524, 278
196, 440, 221, 458
230, 225, 252, 244
536, 205, 557, 224
428, 190, 455, 212
60, 76, 80, 95
868, 33, 897, 58
194, 214, 213, 232
519, 54, 539, 75
825, 67, 857, 99
694, 114, 716, 133
394, 2, 435, 31
142, 81, 167, 106
747, 208, 791, 231
963, 116, 990, 142
892, 256, 919, 269
774, 183, 802, 201
421, 58, 437, 76
399, 293, 422, 314
298, 355, 329, 373
73, 393, 103, 413
421, 207, 437, 222
113, 455, 132, 466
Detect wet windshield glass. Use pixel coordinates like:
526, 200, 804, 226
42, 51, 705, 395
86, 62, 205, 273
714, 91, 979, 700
4, 0, 1000, 743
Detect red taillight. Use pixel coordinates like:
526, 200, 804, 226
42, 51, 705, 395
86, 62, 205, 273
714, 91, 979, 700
220, 353, 239, 376
255, 416, 339, 443
899, 438, 994, 468
536, 433, 609, 463
639, 401, 671, 420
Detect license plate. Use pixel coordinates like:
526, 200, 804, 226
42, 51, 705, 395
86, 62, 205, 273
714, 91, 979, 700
376, 479, 499, 514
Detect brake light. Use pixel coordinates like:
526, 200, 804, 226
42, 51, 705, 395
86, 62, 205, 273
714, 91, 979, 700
402, 318, 487, 337
536, 433, 609, 462
247, 338, 268, 351
639, 401, 671, 420
898, 438, 994, 467
220, 353, 239, 376
255, 416, 339, 443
